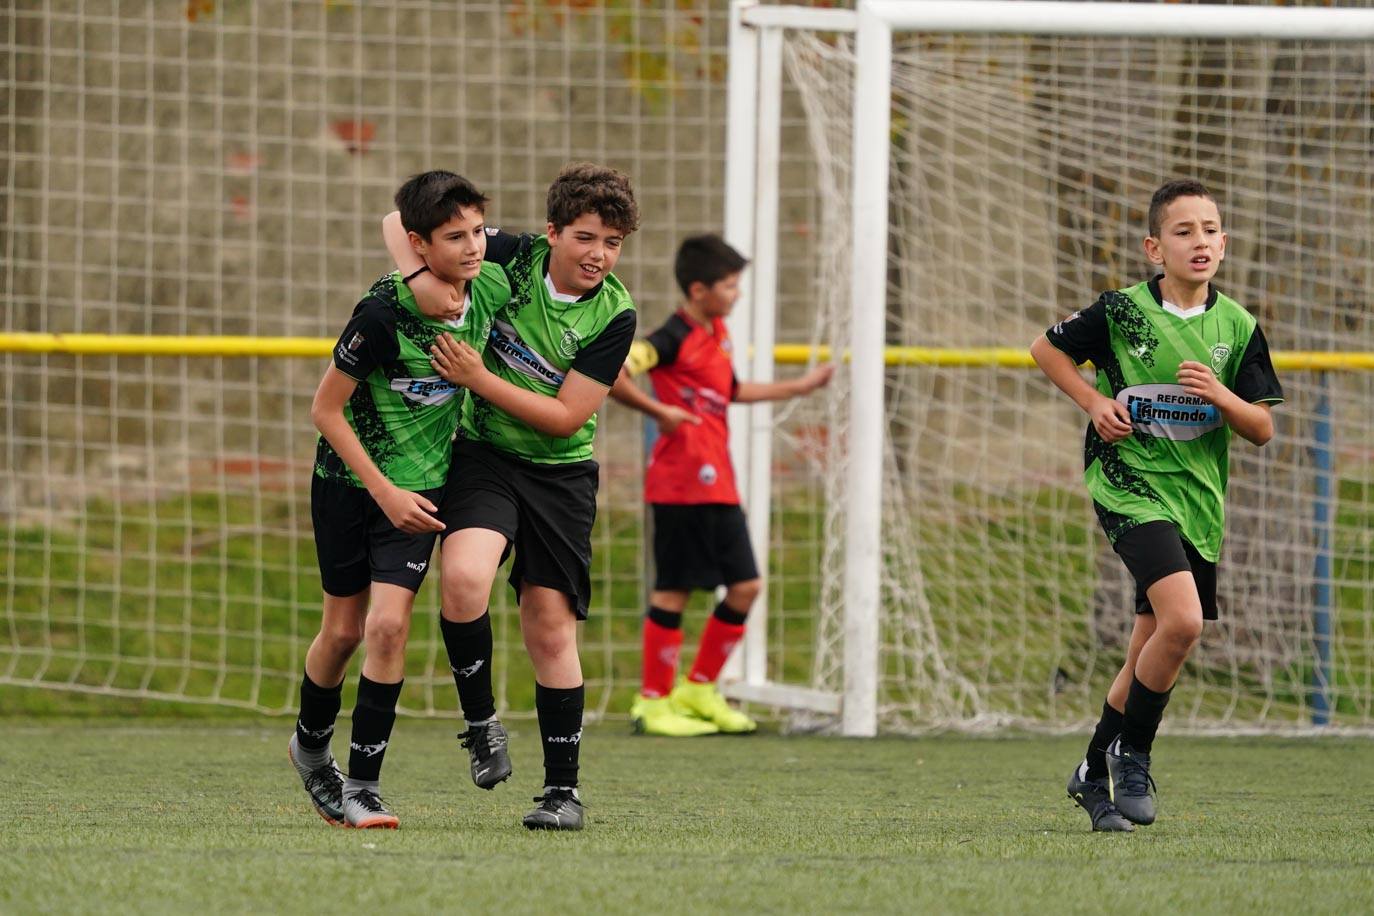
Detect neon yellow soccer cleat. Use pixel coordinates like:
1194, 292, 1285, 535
670, 679, 757, 734
630, 695, 719, 737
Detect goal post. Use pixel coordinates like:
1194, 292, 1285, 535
724, 0, 1374, 736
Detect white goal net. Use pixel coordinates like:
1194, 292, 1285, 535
764, 12, 1374, 733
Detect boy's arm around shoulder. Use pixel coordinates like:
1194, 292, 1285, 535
382, 210, 463, 318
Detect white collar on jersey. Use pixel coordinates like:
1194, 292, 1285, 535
439, 291, 471, 328
1161, 298, 1207, 320
543, 271, 581, 304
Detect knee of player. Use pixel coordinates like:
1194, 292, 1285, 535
442, 565, 494, 611
364, 610, 412, 655
725, 579, 762, 609
522, 625, 576, 662
320, 621, 364, 655
1160, 616, 1203, 654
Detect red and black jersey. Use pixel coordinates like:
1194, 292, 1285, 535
626, 310, 740, 505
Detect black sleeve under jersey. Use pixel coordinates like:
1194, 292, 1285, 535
482, 228, 528, 268
331, 298, 398, 381
1233, 323, 1284, 404
571, 309, 638, 386
644, 314, 692, 369
1043, 294, 1111, 366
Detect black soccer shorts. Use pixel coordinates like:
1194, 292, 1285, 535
440, 439, 599, 620
311, 474, 442, 596
1106, 516, 1219, 620
650, 503, 760, 592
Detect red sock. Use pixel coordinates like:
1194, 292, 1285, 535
688, 604, 747, 684
641, 614, 682, 698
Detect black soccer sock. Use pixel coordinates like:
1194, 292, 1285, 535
441, 612, 496, 723
1084, 700, 1125, 780
1119, 675, 1171, 754
295, 670, 343, 753
347, 675, 404, 784
712, 602, 749, 627
535, 681, 584, 789
647, 605, 683, 630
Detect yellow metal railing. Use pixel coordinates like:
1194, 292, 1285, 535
3, 332, 1374, 371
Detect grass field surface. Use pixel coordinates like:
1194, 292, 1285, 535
5, 717, 1372, 915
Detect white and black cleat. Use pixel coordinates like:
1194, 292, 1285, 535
288, 733, 345, 826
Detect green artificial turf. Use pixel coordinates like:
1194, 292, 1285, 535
3, 720, 1371, 915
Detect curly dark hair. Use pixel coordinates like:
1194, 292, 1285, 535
546, 162, 640, 234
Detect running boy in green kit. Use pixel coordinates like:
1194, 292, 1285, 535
1030, 180, 1283, 832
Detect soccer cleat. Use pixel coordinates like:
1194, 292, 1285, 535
342, 788, 400, 829
287, 733, 345, 826
460, 720, 513, 790
630, 695, 719, 737
1066, 764, 1134, 832
670, 679, 757, 734
522, 787, 584, 831
1105, 739, 1157, 825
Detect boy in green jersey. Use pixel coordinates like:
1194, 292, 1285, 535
288, 171, 509, 829
383, 163, 639, 830
1031, 180, 1283, 832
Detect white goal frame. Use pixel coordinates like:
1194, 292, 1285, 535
722, 0, 1374, 737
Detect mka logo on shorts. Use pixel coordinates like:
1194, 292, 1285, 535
1117, 383, 1221, 441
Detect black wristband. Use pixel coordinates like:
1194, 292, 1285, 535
402, 264, 430, 284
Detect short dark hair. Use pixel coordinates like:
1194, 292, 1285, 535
546, 162, 640, 234
1148, 179, 1216, 237
674, 234, 749, 297
394, 170, 488, 241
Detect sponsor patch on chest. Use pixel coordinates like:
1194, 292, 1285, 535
1117, 383, 1222, 441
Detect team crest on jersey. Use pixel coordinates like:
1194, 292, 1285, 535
558, 328, 582, 359
698, 463, 718, 486
1209, 342, 1231, 374
347, 332, 365, 350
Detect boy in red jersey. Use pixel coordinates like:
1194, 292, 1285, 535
610, 235, 833, 736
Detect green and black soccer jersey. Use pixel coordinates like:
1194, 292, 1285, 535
315, 264, 508, 490
459, 231, 637, 464
1045, 276, 1283, 561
